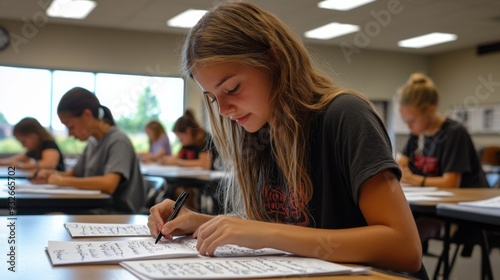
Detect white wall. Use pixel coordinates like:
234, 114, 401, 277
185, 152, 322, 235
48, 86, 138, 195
430, 48, 500, 149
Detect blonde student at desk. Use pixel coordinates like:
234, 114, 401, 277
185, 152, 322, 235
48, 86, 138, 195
396, 73, 489, 258
139, 120, 172, 163
396, 73, 488, 189
32, 87, 145, 214
148, 2, 426, 278
0, 117, 65, 171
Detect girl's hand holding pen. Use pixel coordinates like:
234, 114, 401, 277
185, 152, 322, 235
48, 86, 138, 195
147, 198, 202, 240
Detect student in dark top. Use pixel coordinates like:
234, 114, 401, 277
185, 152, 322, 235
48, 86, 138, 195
0, 117, 65, 171
32, 87, 145, 214
148, 2, 424, 277
161, 110, 211, 169
397, 73, 488, 189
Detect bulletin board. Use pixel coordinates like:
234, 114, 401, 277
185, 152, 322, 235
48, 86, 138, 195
448, 103, 500, 134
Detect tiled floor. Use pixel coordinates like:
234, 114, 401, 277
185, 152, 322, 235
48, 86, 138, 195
422, 239, 500, 279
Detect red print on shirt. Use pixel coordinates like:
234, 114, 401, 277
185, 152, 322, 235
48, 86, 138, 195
263, 185, 310, 226
178, 149, 197, 160
413, 153, 439, 176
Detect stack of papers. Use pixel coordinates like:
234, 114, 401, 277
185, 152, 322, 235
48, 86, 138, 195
46, 222, 371, 279
402, 186, 453, 201
64, 222, 151, 237
458, 196, 500, 209
121, 256, 371, 279
47, 237, 290, 265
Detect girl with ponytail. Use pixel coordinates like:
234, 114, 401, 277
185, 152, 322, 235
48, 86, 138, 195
32, 87, 145, 214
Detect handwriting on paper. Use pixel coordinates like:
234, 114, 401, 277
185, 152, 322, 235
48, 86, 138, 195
119, 256, 368, 279
175, 238, 288, 257
47, 238, 198, 265
64, 223, 151, 237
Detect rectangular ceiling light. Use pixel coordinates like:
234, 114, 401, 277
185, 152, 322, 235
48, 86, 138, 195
398, 32, 458, 48
305, 22, 359, 40
167, 9, 207, 28
46, 0, 96, 19
318, 0, 376, 11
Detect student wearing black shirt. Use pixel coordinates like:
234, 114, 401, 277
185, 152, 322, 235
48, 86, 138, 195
397, 73, 488, 189
148, 2, 425, 278
0, 117, 65, 171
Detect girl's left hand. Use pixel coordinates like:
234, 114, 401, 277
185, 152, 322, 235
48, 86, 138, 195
193, 215, 268, 256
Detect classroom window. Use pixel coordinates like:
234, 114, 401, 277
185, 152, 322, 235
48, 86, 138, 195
0, 66, 52, 153
0, 65, 185, 155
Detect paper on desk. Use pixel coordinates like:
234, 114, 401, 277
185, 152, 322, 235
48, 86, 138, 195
64, 222, 151, 237
403, 187, 453, 201
404, 191, 453, 197
120, 256, 371, 280
402, 186, 438, 192
404, 195, 442, 202
12, 184, 101, 195
458, 196, 500, 209
47, 237, 290, 265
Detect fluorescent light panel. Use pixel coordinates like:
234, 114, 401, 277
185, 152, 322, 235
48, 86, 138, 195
46, 0, 96, 19
305, 22, 359, 40
318, 0, 376, 11
167, 9, 207, 28
398, 32, 457, 48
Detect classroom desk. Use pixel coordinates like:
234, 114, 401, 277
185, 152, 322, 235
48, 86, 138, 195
0, 214, 408, 280
0, 167, 33, 179
141, 164, 225, 214
408, 188, 500, 215
141, 164, 225, 183
436, 203, 500, 280
0, 179, 112, 214
408, 188, 500, 280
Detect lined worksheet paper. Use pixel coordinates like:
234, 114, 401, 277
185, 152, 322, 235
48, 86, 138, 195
47, 237, 290, 265
47, 238, 198, 265
64, 223, 151, 237
120, 256, 371, 279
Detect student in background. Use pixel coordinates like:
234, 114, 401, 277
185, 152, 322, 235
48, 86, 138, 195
160, 110, 211, 169
396, 73, 488, 189
396, 73, 489, 255
148, 2, 424, 277
33, 87, 145, 214
0, 117, 65, 171
140, 120, 172, 163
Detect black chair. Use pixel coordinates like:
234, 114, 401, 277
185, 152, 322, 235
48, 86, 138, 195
141, 176, 169, 214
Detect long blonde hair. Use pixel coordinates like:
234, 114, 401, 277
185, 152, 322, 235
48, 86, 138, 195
182, 1, 367, 220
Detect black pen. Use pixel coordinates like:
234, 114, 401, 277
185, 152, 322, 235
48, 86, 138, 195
155, 191, 189, 244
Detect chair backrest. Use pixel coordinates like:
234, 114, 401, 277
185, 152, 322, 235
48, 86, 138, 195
486, 173, 500, 188
144, 176, 168, 209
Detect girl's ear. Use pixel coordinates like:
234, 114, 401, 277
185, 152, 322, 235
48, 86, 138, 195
82, 108, 94, 119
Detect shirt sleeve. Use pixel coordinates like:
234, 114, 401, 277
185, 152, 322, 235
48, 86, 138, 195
325, 94, 401, 201
440, 123, 474, 173
103, 139, 135, 181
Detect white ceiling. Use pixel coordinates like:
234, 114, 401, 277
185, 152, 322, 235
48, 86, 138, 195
1, 0, 499, 55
